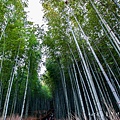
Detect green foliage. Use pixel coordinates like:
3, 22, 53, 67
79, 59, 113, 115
0, 0, 46, 115
41, 0, 120, 116
40, 82, 52, 99
0, 0, 119, 117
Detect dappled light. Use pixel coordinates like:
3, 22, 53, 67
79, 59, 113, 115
0, 0, 120, 120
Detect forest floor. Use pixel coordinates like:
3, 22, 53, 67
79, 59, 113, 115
0, 116, 41, 120
0, 109, 54, 120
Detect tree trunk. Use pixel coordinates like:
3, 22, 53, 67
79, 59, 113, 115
20, 60, 30, 120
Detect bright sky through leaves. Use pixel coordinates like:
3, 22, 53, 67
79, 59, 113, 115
25, 0, 44, 26
26, 0, 46, 75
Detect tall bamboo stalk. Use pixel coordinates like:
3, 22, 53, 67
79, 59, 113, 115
90, 0, 120, 55
67, 14, 105, 119
20, 59, 30, 120
2, 43, 21, 120
71, 8, 120, 109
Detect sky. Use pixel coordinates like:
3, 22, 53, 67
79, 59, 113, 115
25, 0, 44, 26
26, 0, 46, 75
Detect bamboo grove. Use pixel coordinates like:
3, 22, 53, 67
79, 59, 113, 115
41, 0, 120, 120
0, 0, 120, 120
0, 0, 52, 120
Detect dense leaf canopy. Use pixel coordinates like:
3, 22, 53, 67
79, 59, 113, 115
0, 0, 120, 119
